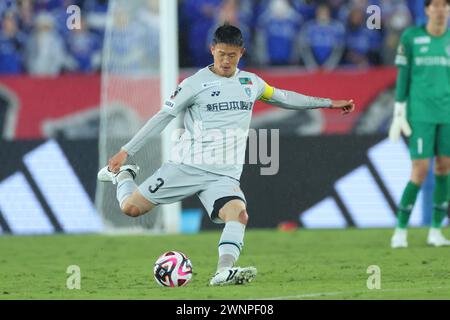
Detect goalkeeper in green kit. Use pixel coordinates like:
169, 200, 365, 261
390, 0, 450, 248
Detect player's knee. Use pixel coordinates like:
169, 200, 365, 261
121, 203, 142, 218
411, 162, 430, 184
219, 205, 248, 225
434, 163, 447, 175
238, 210, 249, 225
435, 157, 450, 175
411, 172, 428, 184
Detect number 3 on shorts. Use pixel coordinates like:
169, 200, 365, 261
149, 178, 164, 193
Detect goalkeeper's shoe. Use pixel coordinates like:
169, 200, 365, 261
209, 266, 257, 286
391, 228, 408, 248
427, 228, 450, 247
97, 164, 139, 185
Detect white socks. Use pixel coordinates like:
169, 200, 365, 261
116, 171, 137, 208
217, 221, 246, 271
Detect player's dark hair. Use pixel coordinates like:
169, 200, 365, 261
425, 0, 450, 7
212, 23, 244, 47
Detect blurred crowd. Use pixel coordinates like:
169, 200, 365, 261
0, 0, 106, 75
0, 0, 427, 75
179, 0, 418, 69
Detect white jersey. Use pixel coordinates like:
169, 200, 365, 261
162, 65, 267, 180
122, 65, 332, 180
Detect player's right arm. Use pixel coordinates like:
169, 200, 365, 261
108, 80, 195, 172
389, 29, 412, 142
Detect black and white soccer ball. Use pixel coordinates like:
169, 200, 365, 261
153, 251, 193, 287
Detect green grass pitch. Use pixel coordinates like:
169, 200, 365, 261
1, 228, 450, 300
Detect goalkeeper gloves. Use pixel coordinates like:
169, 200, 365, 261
388, 102, 412, 142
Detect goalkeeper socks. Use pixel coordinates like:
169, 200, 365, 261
396, 181, 420, 229
116, 171, 137, 208
431, 175, 449, 229
217, 221, 245, 271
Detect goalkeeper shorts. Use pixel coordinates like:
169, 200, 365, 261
408, 122, 450, 159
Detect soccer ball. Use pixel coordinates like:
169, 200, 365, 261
153, 251, 193, 287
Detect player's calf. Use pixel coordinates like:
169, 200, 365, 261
98, 164, 156, 217
214, 199, 249, 277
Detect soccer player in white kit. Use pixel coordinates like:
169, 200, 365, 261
98, 24, 355, 286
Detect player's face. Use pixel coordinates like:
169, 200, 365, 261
426, 0, 450, 26
210, 44, 245, 77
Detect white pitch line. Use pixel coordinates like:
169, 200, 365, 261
253, 286, 450, 300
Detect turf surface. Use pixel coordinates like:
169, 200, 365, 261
1, 228, 450, 299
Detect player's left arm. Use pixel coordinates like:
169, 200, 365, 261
257, 81, 355, 115
107, 80, 195, 172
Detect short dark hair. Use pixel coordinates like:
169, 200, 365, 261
425, 0, 450, 7
212, 23, 244, 47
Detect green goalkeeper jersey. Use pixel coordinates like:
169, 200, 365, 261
395, 26, 450, 123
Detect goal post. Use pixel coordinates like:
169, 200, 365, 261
159, 0, 181, 233
95, 0, 181, 234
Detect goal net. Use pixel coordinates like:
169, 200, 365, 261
95, 0, 179, 233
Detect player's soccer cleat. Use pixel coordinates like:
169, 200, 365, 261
391, 228, 408, 248
209, 266, 257, 286
427, 228, 450, 247
97, 164, 139, 185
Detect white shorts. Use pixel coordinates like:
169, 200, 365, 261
138, 162, 246, 223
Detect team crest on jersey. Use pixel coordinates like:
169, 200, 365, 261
245, 87, 252, 97
239, 77, 253, 85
